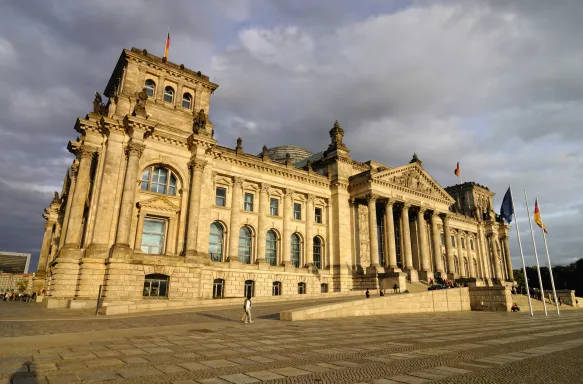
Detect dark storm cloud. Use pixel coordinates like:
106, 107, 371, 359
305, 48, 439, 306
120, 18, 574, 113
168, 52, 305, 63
1, 1, 582, 272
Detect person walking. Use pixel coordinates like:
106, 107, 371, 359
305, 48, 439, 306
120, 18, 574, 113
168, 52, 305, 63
243, 296, 253, 324
393, 283, 398, 294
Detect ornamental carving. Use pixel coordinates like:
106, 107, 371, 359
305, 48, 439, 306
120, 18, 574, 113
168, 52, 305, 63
188, 158, 208, 171
125, 142, 145, 158
132, 90, 148, 117
357, 204, 371, 267
284, 188, 294, 197
260, 183, 270, 193
69, 163, 79, 180
233, 176, 243, 187
192, 109, 207, 134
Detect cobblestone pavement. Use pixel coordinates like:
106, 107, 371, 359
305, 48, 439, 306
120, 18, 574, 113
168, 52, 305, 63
1, 304, 583, 384
0, 297, 361, 337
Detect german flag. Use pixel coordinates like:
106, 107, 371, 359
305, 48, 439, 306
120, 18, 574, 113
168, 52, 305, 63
454, 162, 460, 177
534, 198, 548, 233
163, 32, 170, 59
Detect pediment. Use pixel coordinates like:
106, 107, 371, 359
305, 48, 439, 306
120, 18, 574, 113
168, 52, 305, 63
138, 195, 180, 212
372, 163, 455, 203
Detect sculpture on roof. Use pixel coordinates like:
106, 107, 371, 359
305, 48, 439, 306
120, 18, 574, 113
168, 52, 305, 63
132, 90, 148, 117
193, 109, 207, 134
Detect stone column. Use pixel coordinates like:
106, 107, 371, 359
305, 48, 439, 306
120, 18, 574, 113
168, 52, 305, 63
184, 158, 207, 261
62, 145, 99, 254
418, 208, 433, 282
37, 221, 56, 275
111, 141, 145, 258
58, 164, 78, 250
256, 183, 269, 264
490, 232, 503, 281
442, 214, 456, 279
477, 225, 490, 279
227, 177, 243, 262
282, 188, 293, 265
401, 203, 416, 281
367, 195, 381, 273
384, 200, 399, 271
502, 236, 514, 281
305, 194, 315, 267
456, 231, 465, 277
430, 212, 444, 276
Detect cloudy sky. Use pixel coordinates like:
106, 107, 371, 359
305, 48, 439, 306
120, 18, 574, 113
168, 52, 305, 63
1, 0, 582, 273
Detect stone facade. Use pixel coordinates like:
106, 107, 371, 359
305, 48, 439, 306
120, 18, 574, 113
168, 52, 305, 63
36, 47, 514, 308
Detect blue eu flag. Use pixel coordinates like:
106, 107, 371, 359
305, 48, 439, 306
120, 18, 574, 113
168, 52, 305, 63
500, 187, 514, 224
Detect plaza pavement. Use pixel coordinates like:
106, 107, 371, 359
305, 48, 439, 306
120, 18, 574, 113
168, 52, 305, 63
1, 299, 583, 384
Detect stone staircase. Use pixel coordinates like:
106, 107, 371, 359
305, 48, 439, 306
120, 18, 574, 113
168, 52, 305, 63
511, 294, 580, 312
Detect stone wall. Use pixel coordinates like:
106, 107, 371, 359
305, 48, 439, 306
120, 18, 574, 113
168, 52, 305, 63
468, 286, 511, 312
280, 288, 471, 321
0, 273, 33, 292
555, 290, 576, 306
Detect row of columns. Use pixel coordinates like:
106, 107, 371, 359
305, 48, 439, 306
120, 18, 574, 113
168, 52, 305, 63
361, 195, 513, 282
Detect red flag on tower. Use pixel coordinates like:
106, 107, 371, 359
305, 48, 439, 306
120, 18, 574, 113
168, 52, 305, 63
163, 32, 170, 59
454, 162, 460, 177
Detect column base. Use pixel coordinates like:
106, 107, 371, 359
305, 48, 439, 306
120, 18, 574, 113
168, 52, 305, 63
447, 273, 458, 280
406, 269, 419, 283
385, 266, 402, 273
433, 271, 446, 280
110, 244, 134, 259
366, 265, 385, 275
184, 250, 211, 265
418, 270, 434, 283
85, 243, 110, 259
58, 244, 85, 260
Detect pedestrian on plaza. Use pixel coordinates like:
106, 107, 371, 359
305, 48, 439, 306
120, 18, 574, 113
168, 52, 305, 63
559, 298, 563, 306
511, 303, 520, 312
365, 289, 370, 298
380, 290, 384, 297
393, 283, 398, 294
429, 277, 434, 286
243, 296, 253, 324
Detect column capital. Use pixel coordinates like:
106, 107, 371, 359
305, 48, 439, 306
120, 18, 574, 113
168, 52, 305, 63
440, 212, 450, 221
188, 158, 208, 171
125, 141, 145, 159
284, 188, 294, 197
366, 194, 379, 203
260, 182, 270, 193
384, 198, 395, 207
418, 207, 427, 214
232, 176, 244, 187
78, 145, 100, 159
69, 162, 79, 180
306, 193, 315, 202
348, 198, 356, 207
402, 202, 411, 210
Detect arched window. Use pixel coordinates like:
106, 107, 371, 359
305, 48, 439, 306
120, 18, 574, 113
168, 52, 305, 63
451, 235, 456, 247
144, 79, 156, 97
213, 278, 224, 298
209, 222, 224, 262
143, 274, 169, 298
464, 257, 469, 277
272, 281, 281, 296
454, 256, 459, 274
141, 166, 178, 195
238, 226, 252, 264
313, 236, 322, 269
470, 239, 474, 251
266, 230, 277, 266
473, 258, 478, 277
442, 255, 448, 273
291, 234, 301, 267
298, 282, 306, 294
244, 280, 254, 298
164, 86, 175, 103
182, 92, 192, 109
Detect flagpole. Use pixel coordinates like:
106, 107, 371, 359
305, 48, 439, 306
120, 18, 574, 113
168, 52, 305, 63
538, 197, 560, 315
509, 185, 533, 316
524, 190, 547, 316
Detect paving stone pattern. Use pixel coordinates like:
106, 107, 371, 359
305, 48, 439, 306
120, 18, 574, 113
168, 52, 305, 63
1, 303, 583, 383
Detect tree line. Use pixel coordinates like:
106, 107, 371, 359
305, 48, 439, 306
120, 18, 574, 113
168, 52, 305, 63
513, 258, 583, 297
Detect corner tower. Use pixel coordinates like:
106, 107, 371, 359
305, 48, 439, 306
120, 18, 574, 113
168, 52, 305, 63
102, 48, 219, 136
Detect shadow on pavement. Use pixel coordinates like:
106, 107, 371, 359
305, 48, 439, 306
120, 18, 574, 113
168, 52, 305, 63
9, 362, 38, 384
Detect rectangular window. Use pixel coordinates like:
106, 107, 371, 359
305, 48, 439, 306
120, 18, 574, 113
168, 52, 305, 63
470, 239, 474, 251
315, 207, 322, 224
293, 203, 302, 220
244, 193, 254, 211
440, 233, 445, 245
215, 187, 226, 206
272, 282, 281, 296
141, 218, 166, 255
461, 238, 466, 249
270, 198, 279, 216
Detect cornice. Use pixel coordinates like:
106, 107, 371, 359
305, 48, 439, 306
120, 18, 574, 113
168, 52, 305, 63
212, 148, 331, 188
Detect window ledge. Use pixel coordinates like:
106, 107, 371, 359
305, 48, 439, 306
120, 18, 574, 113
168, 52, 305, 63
213, 205, 230, 210
241, 210, 258, 216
